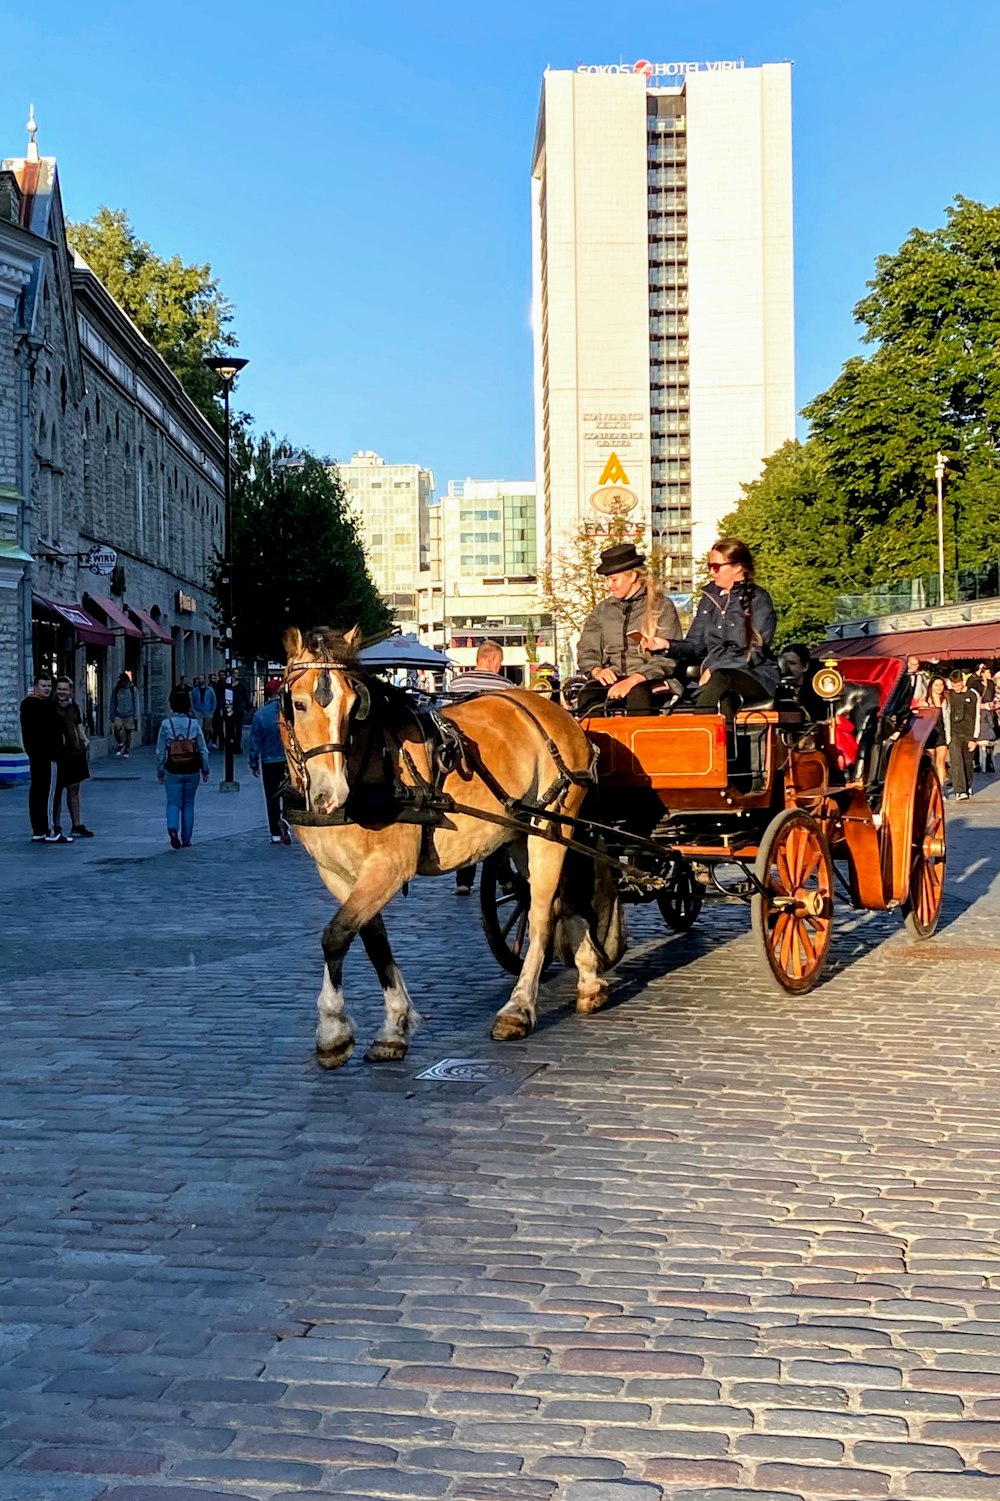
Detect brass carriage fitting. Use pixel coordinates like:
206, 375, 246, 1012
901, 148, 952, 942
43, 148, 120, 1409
923, 834, 946, 860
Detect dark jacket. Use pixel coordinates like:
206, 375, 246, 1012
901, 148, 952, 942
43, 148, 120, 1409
19, 694, 62, 760
669, 581, 779, 696
946, 688, 981, 742
577, 589, 681, 683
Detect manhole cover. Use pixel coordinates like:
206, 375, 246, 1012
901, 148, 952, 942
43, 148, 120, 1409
415, 1058, 544, 1083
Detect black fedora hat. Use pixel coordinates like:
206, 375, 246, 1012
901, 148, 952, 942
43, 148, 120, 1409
596, 542, 646, 576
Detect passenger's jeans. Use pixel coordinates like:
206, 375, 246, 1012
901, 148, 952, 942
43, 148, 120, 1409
164, 771, 201, 844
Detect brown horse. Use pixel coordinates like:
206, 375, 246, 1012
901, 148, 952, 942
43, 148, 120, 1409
280, 626, 624, 1066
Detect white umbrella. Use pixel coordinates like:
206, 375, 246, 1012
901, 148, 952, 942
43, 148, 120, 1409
357, 633, 451, 670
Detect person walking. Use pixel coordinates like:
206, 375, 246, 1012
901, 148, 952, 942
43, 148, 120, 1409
53, 676, 93, 839
230, 670, 252, 753
110, 671, 140, 758
968, 662, 996, 774
945, 668, 981, 801
248, 679, 291, 845
19, 673, 64, 843
449, 641, 512, 893
207, 672, 222, 748
190, 674, 217, 750
156, 687, 210, 848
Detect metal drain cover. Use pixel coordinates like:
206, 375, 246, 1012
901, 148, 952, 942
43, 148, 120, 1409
415, 1058, 544, 1083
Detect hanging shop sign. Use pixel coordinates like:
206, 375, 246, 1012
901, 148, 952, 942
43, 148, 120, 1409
80, 543, 118, 575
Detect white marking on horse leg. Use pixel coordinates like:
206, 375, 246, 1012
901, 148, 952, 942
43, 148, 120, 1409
565, 914, 609, 1014
315, 966, 355, 1060
367, 963, 420, 1062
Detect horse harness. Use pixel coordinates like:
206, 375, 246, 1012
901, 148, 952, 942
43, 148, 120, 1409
280, 660, 597, 852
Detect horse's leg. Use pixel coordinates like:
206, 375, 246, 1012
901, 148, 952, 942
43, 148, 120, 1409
316, 905, 358, 1069
359, 915, 420, 1063
490, 833, 565, 1042
560, 911, 610, 1014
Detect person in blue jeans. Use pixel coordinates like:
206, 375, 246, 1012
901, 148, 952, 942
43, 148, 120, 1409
156, 688, 210, 848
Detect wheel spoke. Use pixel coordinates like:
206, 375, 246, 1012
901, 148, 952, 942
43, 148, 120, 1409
512, 910, 529, 957
799, 842, 821, 887
501, 903, 528, 940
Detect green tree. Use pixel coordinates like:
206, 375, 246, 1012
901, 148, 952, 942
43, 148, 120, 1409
721, 441, 856, 647
67, 207, 235, 429
803, 195, 1000, 582
214, 435, 391, 663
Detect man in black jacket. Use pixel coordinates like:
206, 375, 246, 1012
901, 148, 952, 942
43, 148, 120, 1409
19, 675, 65, 842
946, 669, 981, 801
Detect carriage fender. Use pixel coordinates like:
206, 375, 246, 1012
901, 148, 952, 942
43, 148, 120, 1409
879, 709, 940, 905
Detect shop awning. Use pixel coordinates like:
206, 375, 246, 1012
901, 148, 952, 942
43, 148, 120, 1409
818, 620, 1000, 663
33, 592, 114, 647
127, 605, 173, 644
84, 592, 142, 638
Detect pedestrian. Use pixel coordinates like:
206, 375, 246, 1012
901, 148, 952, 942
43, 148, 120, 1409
449, 641, 512, 893
110, 671, 139, 757
19, 673, 65, 843
925, 674, 950, 792
248, 678, 291, 844
51, 676, 93, 839
208, 672, 223, 748
944, 668, 980, 801
230, 669, 252, 753
968, 662, 996, 774
904, 654, 930, 707
156, 687, 210, 848
190, 674, 217, 750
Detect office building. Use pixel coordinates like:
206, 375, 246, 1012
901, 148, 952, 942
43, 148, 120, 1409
531, 59, 794, 591
335, 451, 434, 628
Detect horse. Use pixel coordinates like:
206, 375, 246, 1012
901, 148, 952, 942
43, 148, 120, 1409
279, 626, 625, 1067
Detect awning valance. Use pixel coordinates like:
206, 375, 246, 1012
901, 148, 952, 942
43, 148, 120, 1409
33, 592, 114, 647
84, 592, 142, 638
127, 604, 173, 644
818, 620, 1000, 663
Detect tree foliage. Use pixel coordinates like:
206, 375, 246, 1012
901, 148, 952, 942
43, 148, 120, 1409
724, 195, 1000, 639
212, 435, 392, 664
67, 207, 235, 429
538, 515, 642, 637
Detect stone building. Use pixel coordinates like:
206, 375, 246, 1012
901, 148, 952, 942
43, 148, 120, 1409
0, 113, 225, 747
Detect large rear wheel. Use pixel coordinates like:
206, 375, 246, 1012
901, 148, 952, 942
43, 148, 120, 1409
479, 845, 554, 977
751, 809, 834, 994
902, 758, 946, 939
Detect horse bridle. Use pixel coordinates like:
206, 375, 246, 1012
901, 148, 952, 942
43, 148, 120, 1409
281, 660, 371, 784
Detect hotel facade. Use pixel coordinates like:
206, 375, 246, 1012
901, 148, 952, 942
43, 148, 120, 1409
531, 60, 795, 595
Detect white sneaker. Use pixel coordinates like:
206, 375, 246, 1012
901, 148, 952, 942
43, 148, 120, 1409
270, 834, 282, 844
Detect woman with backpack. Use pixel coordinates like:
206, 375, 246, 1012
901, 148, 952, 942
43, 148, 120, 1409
156, 688, 210, 849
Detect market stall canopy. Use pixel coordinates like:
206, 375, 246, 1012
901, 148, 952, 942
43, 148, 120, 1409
84, 593, 142, 638
357, 633, 451, 670
33, 592, 113, 647
817, 620, 1000, 662
126, 605, 173, 644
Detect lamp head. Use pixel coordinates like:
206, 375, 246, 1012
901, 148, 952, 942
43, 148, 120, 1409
203, 355, 249, 385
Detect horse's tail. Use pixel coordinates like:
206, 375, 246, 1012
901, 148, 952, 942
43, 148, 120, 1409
554, 845, 628, 972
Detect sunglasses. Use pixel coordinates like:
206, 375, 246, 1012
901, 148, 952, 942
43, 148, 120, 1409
707, 561, 728, 572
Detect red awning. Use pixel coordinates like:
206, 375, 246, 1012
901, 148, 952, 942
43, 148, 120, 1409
127, 605, 173, 645
84, 592, 142, 638
818, 620, 1000, 663
33, 592, 114, 647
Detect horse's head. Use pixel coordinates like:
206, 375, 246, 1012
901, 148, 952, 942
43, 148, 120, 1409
281, 625, 371, 814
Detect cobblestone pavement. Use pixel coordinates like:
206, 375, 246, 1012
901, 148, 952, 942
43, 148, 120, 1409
2, 747, 1000, 1500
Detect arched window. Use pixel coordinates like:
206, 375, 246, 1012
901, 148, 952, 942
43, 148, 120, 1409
103, 427, 114, 531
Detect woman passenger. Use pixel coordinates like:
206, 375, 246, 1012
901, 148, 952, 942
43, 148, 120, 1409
641, 537, 779, 719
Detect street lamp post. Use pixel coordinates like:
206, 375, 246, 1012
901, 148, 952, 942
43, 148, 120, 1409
204, 354, 248, 791
934, 450, 948, 607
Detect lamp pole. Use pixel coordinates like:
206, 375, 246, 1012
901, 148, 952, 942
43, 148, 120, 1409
203, 355, 248, 790
934, 451, 948, 607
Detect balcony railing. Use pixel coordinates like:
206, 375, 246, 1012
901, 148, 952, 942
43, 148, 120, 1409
833, 560, 1000, 621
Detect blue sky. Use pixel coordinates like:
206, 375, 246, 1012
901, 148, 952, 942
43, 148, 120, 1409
4, 1, 999, 490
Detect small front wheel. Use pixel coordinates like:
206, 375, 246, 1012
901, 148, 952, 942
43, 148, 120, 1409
751, 809, 834, 994
656, 858, 704, 932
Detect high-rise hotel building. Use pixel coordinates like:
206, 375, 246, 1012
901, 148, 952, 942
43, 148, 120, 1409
531, 60, 794, 591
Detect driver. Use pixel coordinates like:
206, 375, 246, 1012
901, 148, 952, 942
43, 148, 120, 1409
576, 543, 680, 716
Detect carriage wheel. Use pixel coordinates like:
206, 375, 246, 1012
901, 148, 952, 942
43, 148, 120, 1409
751, 809, 834, 994
656, 858, 704, 932
479, 846, 554, 977
902, 758, 946, 939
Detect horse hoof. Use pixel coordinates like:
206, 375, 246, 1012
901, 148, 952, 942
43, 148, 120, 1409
365, 1038, 408, 1063
316, 1039, 355, 1069
576, 984, 609, 1016
490, 1009, 533, 1042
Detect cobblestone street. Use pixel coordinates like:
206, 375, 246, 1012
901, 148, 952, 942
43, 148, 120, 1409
2, 748, 1000, 1501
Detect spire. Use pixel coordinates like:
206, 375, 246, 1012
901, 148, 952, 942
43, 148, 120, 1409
26, 103, 39, 162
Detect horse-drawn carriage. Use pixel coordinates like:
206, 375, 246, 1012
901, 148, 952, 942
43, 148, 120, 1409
279, 629, 945, 1064
479, 654, 945, 995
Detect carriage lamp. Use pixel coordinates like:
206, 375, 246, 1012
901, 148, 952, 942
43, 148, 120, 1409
204, 354, 249, 792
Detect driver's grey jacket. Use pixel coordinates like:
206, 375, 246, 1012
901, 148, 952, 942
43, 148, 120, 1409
577, 589, 680, 682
